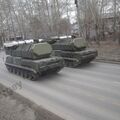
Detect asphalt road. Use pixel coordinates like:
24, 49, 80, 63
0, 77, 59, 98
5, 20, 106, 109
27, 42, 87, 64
0, 52, 120, 120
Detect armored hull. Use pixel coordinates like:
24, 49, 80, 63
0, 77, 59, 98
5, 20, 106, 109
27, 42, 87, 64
52, 37, 98, 67
54, 49, 97, 67
5, 56, 64, 80
4, 42, 64, 80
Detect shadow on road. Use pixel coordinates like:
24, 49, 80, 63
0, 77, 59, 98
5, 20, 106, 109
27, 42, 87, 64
76, 62, 97, 69
36, 73, 64, 82
35, 63, 97, 82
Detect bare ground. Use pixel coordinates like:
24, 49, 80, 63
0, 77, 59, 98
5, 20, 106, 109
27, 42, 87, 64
0, 84, 64, 120
89, 40, 120, 63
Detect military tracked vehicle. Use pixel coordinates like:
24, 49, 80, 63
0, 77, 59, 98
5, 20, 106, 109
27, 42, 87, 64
4, 41, 64, 80
51, 36, 98, 67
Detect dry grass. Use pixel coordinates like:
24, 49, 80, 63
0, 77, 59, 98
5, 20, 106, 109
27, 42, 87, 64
89, 40, 120, 62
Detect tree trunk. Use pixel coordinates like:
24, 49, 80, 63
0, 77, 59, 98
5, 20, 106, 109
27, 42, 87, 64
113, 0, 117, 41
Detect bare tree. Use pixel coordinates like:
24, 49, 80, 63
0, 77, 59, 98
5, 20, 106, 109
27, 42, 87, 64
0, 0, 119, 46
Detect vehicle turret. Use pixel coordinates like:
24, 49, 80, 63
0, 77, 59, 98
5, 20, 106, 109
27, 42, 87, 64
52, 37, 87, 51
12, 42, 52, 59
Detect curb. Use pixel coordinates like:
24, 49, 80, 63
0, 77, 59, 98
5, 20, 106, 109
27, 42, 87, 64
95, 59, 120, 65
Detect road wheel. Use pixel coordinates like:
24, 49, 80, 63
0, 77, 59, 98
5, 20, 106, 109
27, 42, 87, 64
7, 66, 11, 72
17, 69, 21, 75
22, 71, 26, 78
30, 73, 39, 81
14, 68, 17, 74
10, 68, 13, 73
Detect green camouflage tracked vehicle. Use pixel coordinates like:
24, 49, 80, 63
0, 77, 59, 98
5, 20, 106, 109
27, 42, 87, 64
52, 36, 98, 67
4, 41, 64, 80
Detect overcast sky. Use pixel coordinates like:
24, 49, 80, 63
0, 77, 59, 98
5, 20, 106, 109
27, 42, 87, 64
62, 0, 77, 24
